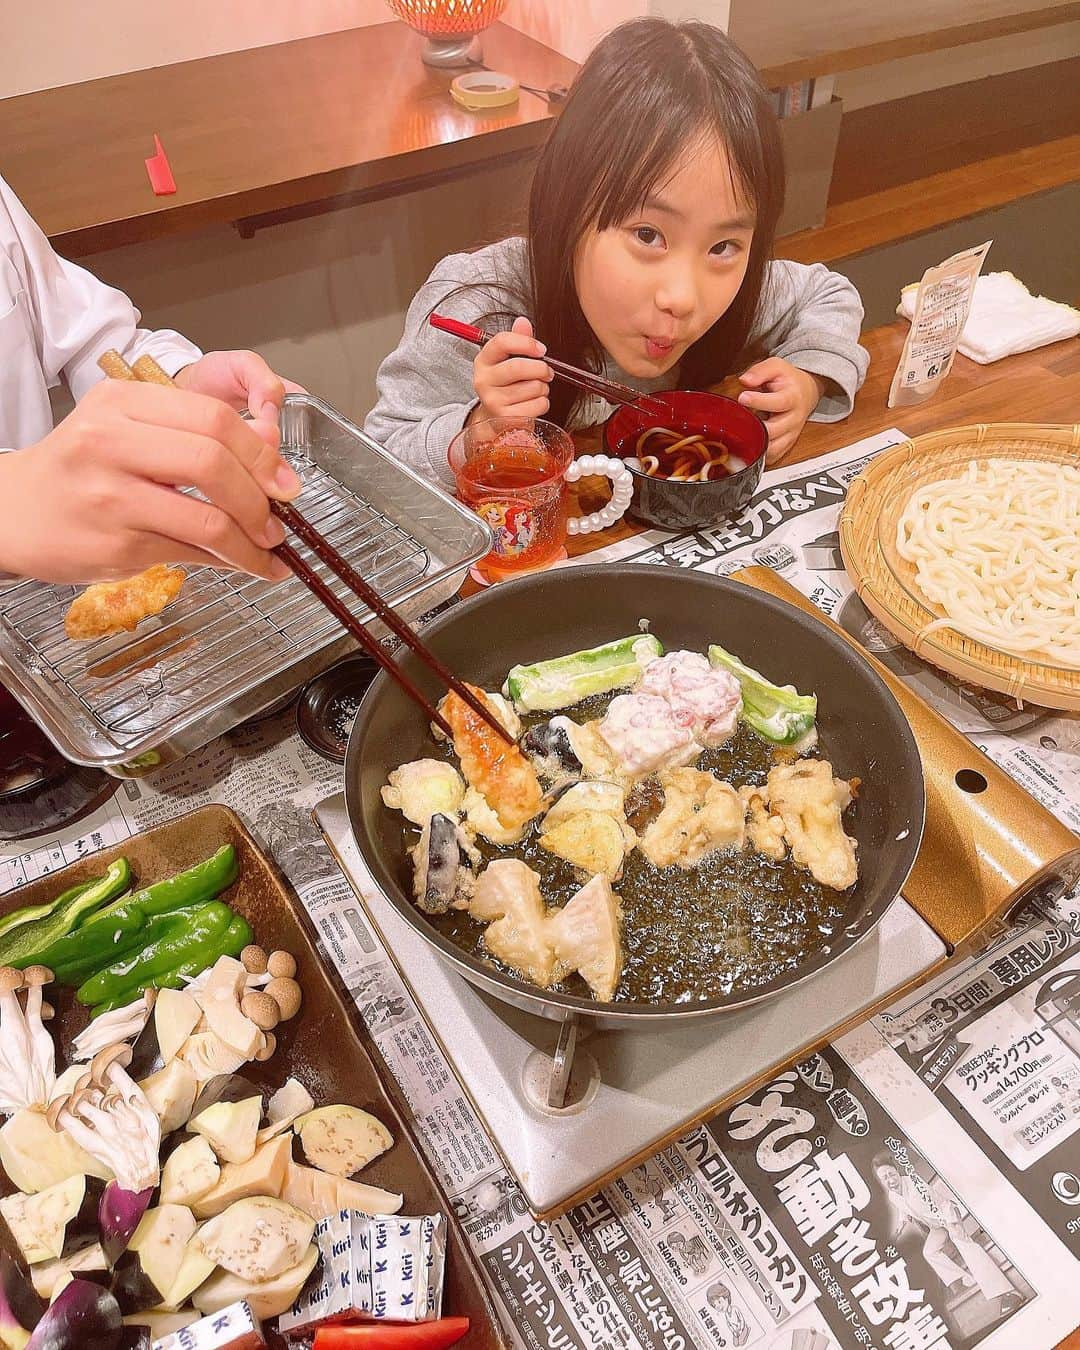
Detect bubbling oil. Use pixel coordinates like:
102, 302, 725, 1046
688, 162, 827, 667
403, 695, 851, 1005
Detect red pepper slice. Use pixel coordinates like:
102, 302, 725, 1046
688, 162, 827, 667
314, 1318, 471, 1350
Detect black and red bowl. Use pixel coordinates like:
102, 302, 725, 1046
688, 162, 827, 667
603, 389, 767, 531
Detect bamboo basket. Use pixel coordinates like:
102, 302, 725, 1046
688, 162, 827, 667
839, 422, 1080, 711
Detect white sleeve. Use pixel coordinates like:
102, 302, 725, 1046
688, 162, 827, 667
0, 176, 202, 403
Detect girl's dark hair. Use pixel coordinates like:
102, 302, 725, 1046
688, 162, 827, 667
529, 18, 785, 426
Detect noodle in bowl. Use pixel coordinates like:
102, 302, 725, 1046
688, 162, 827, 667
892, 457, 1080, 668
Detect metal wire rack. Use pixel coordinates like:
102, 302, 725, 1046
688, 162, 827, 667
0, 395, 490, 771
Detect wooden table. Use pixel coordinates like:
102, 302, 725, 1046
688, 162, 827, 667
0, 21, 576, 258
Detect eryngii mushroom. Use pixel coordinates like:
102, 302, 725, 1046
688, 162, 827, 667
0, 964, 57, 1115
71, 993, 155, 1063
50, 1043, 161, 1195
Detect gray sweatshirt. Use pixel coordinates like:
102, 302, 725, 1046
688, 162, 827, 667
364, 237, 868, 489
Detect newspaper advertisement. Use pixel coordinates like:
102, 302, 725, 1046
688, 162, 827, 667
2, 427, 1078, 1350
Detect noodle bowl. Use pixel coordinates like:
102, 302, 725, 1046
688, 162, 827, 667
631, 427, 749, 481
894, 458, 1080, 668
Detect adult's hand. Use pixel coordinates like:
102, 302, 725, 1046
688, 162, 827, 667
0, 379, 301, 584
174, 349, 305, 422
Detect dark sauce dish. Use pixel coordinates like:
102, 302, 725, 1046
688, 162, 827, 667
603, 389, 767, 531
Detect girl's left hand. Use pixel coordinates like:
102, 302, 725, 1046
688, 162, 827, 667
737, 358, 826, 465
174, 351, 306, 425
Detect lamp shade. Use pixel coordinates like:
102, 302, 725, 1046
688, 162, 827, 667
386, 0, 509, 38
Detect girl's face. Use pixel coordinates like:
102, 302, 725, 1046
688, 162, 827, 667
573, 136, 755, 379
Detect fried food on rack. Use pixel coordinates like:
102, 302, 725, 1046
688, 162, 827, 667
441, 685, 542, 833
765, 759, 858, 891
64, 565, 185, 641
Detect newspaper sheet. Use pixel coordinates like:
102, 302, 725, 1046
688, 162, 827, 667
2, 427, 1078, 1350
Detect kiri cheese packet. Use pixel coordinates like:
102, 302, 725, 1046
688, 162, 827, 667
279, 1210, 446, 1334
888, 241, 991, 407
153, 1301, 265, 1350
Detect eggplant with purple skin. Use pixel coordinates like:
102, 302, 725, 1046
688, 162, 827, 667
26, 1278, 122, 1350
110, 1206, 197, 1315
0, 1249, 44, 1350
187, 1076, 262, 1165
520, 719, 584, 782
97, 1182, 154, 1268
1, 1177, 104, 1267
30, 1246, 110, 1303
409, 815, 475, 915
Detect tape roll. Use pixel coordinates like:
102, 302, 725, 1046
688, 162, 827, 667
450, 70, 520, 110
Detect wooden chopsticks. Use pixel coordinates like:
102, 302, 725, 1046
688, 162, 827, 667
96, 349, 514, 746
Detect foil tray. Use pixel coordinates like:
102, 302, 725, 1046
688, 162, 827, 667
0, 395, 490, 776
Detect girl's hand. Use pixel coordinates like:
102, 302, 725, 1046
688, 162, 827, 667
737, 358, 826, 464
0, 379, 302, 584
174, 350, 306, 422
469, 317, 553, 422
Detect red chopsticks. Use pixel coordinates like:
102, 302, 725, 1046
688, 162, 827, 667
429, 313, 672, 420
96, 350, 514, 746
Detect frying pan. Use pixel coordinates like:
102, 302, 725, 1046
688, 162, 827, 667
345, 566, 925, 1029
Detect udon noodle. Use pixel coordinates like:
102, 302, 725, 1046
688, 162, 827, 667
632, 427, 746, 481
894, 458, 1080, 668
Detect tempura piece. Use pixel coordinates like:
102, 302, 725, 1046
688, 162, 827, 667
381, 760, 465, 827
409, 813, 477, 913
462, 786, 528, 846
540, 781, 636, 880
639, 767, 745, 869
739, 785, 787, 862
765, 759, 857, 890
597, 694, 702, 779
548, 875, 624, 1002
64, 564, 184, 640
441, 686, 542, 833
470, 859, 556, 987
639, 650, 742, 747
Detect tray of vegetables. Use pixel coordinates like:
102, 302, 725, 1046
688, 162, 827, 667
0, 805, 503, 1350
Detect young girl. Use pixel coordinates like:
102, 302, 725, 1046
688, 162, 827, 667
365, 18, 867, 489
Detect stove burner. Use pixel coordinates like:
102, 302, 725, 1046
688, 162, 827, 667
0, 684, 115, 841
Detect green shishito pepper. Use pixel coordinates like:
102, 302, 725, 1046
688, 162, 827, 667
88, 911, 253, 1018
76, 899, 248, 1006
42, 845, 238, 985
0, 859, 132, 968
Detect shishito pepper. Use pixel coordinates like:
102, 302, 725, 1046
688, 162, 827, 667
78, 901, 252, 1009
76, 900, 238, 1006
0, 858, 132, 967
44, 845, 238, 984
88, 911, 253, 1018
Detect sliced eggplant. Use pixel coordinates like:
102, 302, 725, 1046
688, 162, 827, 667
192, 1245, 319, 1321
127, 1016, 164, 1083
30, 1246, 109, 1302
25, 1278, 122, 1350
110, 1205, 196, 1316
157, 1246, 216, 1312
98, 1183, 154, 1267
0, 1249, 44, 1350
159, 1137, 220, 1209
409, 814, 474, 915
192, 1196, 315, 1284
188, 1076, 262, 1164
190, 1134, 291, 1220
0, 1109, 112, 1194
117, 1327, 151, 1350
137, 1060, 198, 1136
153, 990, 201, 1066
280, 1162, 402, 1221
0, 1176, 98, 1265
295, 1105, 393, 1178
521, 720, 584, 782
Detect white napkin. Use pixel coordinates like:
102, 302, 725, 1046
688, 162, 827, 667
897, 271, 1080, 364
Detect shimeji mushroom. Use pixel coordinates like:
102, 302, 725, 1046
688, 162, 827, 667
46, 1042, 161, 1195
0, 966, 57, 1115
